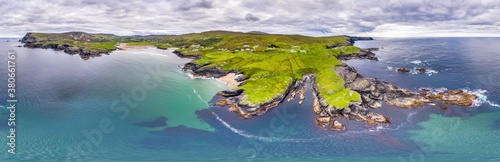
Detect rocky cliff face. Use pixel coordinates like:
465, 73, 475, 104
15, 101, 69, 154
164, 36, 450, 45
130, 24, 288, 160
337, 48, 379, 61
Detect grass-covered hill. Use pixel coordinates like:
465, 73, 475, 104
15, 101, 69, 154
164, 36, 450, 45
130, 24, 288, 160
21, 31, 367, 110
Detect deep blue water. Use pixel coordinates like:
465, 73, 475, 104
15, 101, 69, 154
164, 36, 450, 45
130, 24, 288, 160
0, 38, 499, 161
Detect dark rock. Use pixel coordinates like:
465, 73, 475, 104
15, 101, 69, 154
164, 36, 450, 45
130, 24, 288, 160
416, 68, 427, 73
173, 50, 201, 59
217, 89, 244, 97
331, 120, 346, 131
397, 68, 411, 73
182, 62, 201, 71
234, 75, 246, 82
337, 48, 378, 61
192, 66, 228, 78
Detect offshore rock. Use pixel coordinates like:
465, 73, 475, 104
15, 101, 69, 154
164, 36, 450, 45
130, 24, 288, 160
423, 90, 477, 106
315, 116, 331, 130
397, 68, 411, 73
331, 120, 346, 131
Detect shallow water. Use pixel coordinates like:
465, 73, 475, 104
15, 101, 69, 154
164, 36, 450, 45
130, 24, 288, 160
0, 38, 499, 161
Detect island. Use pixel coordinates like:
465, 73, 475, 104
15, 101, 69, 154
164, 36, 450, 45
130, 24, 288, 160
20, 31, 478, 130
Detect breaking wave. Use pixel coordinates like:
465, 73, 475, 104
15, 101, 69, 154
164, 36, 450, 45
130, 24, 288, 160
211, 111, 322, 142
462, 89, 500, 108
410, 60, 422, 64
191, 86, 209, 106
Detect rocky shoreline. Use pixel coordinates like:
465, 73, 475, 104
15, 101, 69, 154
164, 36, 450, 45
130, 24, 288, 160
176, 48, 479, 131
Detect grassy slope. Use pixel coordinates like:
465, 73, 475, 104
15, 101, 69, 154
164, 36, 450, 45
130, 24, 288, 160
27, 31, 362, 109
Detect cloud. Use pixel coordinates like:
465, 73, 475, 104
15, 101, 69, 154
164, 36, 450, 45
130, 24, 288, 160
244, 13, 260, 22
0, 0, 499, 37
177, 0, 214, 11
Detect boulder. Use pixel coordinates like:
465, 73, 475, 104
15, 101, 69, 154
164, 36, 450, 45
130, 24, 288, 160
315, 116, 331, 129
331, 120, 346, 131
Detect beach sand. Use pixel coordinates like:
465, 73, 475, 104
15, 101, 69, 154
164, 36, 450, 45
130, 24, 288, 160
217, 73, 242, 88
116, 43, 155, 50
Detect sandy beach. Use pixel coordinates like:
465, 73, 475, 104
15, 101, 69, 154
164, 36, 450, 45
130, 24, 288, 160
116, 43, 155, 50
217, 73, 242, 88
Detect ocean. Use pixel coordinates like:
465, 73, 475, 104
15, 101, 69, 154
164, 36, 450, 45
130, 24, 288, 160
0, 37, 499, 161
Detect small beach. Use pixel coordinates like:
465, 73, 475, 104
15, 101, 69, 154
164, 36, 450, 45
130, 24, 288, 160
217, 73, 242, 88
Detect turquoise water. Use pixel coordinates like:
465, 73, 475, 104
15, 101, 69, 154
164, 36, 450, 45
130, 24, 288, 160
0, 38, 499, 161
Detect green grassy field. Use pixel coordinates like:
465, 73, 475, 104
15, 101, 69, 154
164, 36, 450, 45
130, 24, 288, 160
191, 43, 361, 108
25, 31, 363, 109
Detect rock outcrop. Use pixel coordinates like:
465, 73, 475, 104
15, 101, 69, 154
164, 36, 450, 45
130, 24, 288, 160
309, 64, 477, 130
337, 48, 379, 61
423, 90, 477, 106
397, 68, 411, 73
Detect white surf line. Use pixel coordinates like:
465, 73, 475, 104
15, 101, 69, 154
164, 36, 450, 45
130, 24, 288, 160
191, 86, 209, 107
487, 100, 500, 108
210, 111, 332, 142
211, 109, 406, 142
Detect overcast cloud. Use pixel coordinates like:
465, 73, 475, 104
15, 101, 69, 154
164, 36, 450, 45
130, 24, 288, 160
1, 0, 499, 37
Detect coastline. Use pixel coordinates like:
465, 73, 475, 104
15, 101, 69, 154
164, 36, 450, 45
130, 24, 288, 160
20, 32, 481, 131
174, 48, 480, 131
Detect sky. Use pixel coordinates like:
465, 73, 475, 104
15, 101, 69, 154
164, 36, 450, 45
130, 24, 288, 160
1, 0, 500, 37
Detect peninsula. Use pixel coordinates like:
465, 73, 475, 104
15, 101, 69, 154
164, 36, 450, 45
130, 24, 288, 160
20, 31, 477, 130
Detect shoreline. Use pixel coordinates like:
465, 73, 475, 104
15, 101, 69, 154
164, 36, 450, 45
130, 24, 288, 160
116, 43, 155, 50
187, 72, 242, 89
216, 73, 242, 88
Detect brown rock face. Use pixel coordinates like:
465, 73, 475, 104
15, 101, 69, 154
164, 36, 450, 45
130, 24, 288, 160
331, 120, 346, 131
216, 98, 229, 106
315, 116, 331, 130
397, 68, 411, 73
416, 68, 427, 73
312, 95, 323, 115
425, 90, 477, 106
